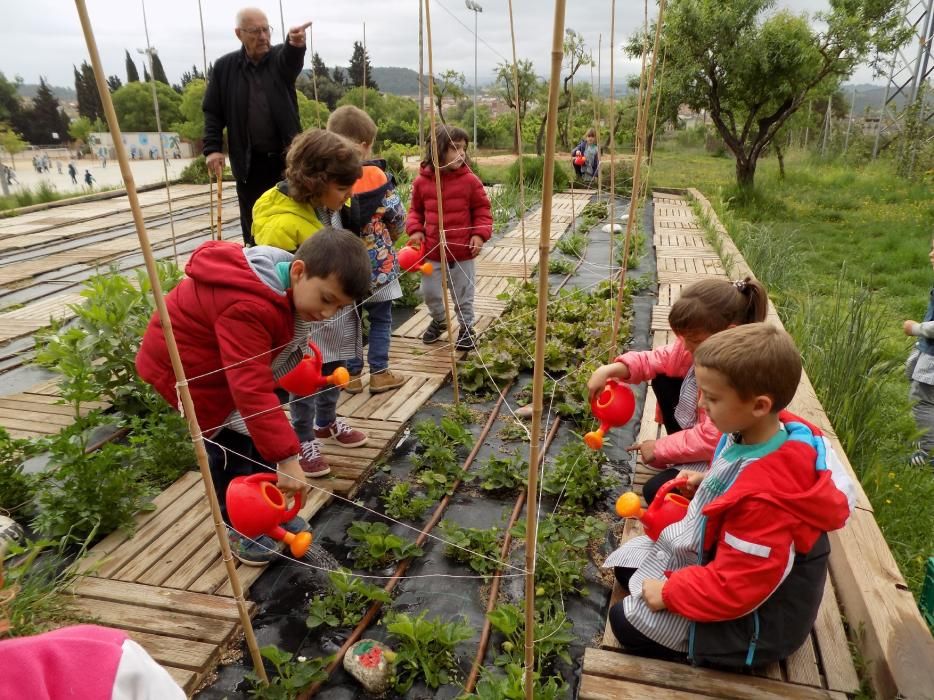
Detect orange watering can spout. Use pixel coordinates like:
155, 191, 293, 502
279, 341, 349, 395
615, 477, 690, 540
398, 243, 433, 276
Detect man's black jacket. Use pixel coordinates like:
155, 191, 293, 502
202, 43, 304, 183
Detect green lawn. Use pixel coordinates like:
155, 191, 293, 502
648, 138, 934, 597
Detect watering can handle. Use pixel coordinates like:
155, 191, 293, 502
282, 488, 304, 521
655, 476, 690, 503
306, 340, 324, 364
243, 473, 278, 485
243, 472, 304, 518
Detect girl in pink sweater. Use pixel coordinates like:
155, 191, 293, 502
588, 277, 767, 502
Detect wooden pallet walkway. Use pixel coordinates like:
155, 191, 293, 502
588, 191, 934, 700
61, 190, 593, 695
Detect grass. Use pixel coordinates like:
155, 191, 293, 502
649, 138, 934, 597
0, 181, 121, 214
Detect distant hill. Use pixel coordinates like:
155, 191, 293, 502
17, 83, 76, 102
371, 67, 421, 96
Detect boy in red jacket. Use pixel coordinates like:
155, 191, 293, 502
136, 228, 371, 565
607, 323, 856, 668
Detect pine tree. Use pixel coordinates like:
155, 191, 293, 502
332, 67, 346, 85
22, 78, 69, 144
143, 65, 151, 83
179, 65, 204, 89
76, 61, 103, 121
312, 53, 329, 78
151, 53, 169, 84
107, 75, 122, 92
73, 66, 86, 117
125, 50, 140, 83
348, 41, 378, 90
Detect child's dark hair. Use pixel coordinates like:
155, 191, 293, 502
694, 323, 801, 412
668, 277, 767, 335
293, 227, 371, 300
423, 125, 470, 169
284, 129, 362, 205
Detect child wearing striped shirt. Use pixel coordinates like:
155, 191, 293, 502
606, 324, 856, 668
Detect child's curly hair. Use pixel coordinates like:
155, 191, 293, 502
284, 129, 362, 204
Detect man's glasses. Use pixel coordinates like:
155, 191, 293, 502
241, 25, 273, 36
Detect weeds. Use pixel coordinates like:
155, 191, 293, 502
0, 428, 42, 517
2, 538, 80, 638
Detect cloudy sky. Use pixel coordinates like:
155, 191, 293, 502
2, 0, 873, 91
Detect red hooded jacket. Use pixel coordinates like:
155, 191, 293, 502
405, 164, 493, 262
661, 414, 854, 622
136, 241, 301, 463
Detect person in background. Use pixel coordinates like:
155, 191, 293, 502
903, 237, 934, 470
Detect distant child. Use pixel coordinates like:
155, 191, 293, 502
326, 105, 408, 395
83, 170, 95, 188
903, 237, 934, 469
407, 125, 493, 351
588, 278, 768, 504
68, 162, 77, 185
572, 127, 600, 181
252, 129, 371, 476
136, 229, 371, 565
605, 323, 856, 668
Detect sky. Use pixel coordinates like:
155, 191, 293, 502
1, 0, 877, 91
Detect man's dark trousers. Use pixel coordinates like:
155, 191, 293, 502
237, 151, 285, 246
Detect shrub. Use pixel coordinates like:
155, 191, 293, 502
178, 155, 232, 185
507, 156, 569, 190
0, 428, 41, 517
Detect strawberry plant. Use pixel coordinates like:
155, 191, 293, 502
542, 441, 617, 511
472, 451, 528, 492
306, 568, 392, 630
347, 521, 424, 569
383, 610, 474, 693
548, 256, 575, 275
245, 645, 329, 699
381, 483, 433, 522
486, 603, 575, 672
463, 663, 567, 700
556, 231, 586, 258
412, 417, 473, 451
438, 521, 503, 576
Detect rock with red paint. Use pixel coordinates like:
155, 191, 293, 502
343, 639, 395, 695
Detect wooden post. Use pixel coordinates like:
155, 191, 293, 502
418, 0, 425, 154
197, 0, 216, 240
362, 22, 367, 111
73, 0, 267, 684
423, 0, 461, 404
507, 0, 529, 279
597, 33, 602, 196
524, 0, 567, 695
606, 0, 617, 301
216, 171, 223, 241
310, 24, 321, 128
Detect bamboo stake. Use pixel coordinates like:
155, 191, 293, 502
310, 24, 321, 128
611, 0, 666, 355
418, 0, 425, 153
216, 170, 224, 241
424, 0, 461, 404
197, 0, 216, 240
362, 22, 367, 111
524, 0, 567, 695
507, 0, 529, 279
606, 0, 617, 302
597, 33, 602, 196
568, 69, 577, 233
73, 0, 267, 684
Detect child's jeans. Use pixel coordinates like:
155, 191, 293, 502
909, 379, 934, 453
204, 428, 271, 523
346, 300, 393, 375
289, 360, 343, 439
422, 258, 475, 328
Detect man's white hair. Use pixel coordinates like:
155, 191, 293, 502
236, 7, 267, 28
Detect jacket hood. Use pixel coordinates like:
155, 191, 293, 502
702, 419, 853, 548
185, 240, 292, 303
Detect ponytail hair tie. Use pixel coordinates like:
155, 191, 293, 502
733, 279, 747, 291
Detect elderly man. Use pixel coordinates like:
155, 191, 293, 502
202, 8, 311, 245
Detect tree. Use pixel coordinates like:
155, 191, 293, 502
297, 71, 346, 111
331, 67, 346, 85
143, 65, 151, 83
494, 59, 541, 153
432, 69, 466, 125
535, 29, 592, 154
312, 53, 329, 79
634, 0, 909, 188
348, 41, 378, 90
68, 115, 93, 147
75, 61, 103, 121
0, 72, 24, 125
107, 75, 123, 92
177, 65, 205, 91
0, 124, 27, 166
111, 81, 182, 132
169, 79, 206, 140
125, 50, 140, 83
19, 78, 69, 144
151, 53, 169, 85
296, 92, 330, 130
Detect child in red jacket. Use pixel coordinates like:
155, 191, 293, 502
606, 324, 856, 668
406, 125, 492, 351
588, 277, 767, 504
136, 228, 371, 565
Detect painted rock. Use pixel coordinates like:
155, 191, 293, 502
343, 638, 395, 695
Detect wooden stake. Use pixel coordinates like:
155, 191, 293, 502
363, 22, 367, 111
606, 0, 617, 299
197, 0, 216, 240
424, 0, 461, 404
524, 0, 567, 695
310, 24, 321, 128
507, 0, 529, 279
597, 33, 602, 196
73, 0, 266, 684
216, 170, 224, 241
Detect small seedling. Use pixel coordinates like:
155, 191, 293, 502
245, 645, 329, 699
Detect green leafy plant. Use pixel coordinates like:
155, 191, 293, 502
306, 568, 392, 630
382, 483, 434, 521
542, 441, 617, 511
548, 257, 576, 275
383, 610, 474, 693
347, 521, 424, 569
126, 406, 194, 489
0, 428, 41, 517
245, 645, 329, 699
438, 521, 503, 576
464, 663, 567, 700
556, 232, 586, 258
486, 603, 574, 672
472, 451, 528, 492
412, 417, 474, 451
534, 538, 589, 601
497, 417, 529, 442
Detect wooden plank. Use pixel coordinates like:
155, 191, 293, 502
70, 597, 235, 644
74, 577, 249, 622
137, 516, 216, 587
116, 501, 211, 582
813, 576, 860, 695
583, 649, 845, 700
389, 375, 444, 423
124, 629, 221, 670
580, 675, 710, 699
164, 666, 198, 695
784, 636, 822, 689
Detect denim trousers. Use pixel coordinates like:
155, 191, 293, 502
346, 300, 393, 375
289, 360, 342, 440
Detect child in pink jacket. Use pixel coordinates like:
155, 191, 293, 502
588, 277, 767, 502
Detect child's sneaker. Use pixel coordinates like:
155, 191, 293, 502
282, 515, 309, 534
229, 532, 279, 566
299, 440, 331, 477
909, 449, 934, 469
344, 373, 364, 394
314, 418, 368, 448
422, 319, 446, 344
455, 325, 476, 352
369, 369, 406, 394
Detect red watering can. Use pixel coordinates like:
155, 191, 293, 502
583, 380, 636, 450
574, 153, 586, 166
226, 473, 312, 558
397, 243, 433, 276
615, 477, 690, 541
278, 340, 349, 396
